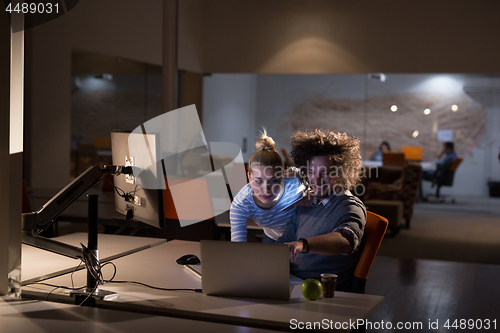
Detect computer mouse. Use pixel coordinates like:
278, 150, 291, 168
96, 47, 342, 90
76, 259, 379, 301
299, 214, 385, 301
176, 254, 200, 265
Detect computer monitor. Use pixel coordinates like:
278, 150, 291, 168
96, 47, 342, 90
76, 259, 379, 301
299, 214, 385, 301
111, 130, 166, 229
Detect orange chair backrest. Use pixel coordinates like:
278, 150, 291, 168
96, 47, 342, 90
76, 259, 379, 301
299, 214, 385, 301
401, 146, 423, 161
353, 211, 388, 280
94, 136, 112, 150
281, 147, 295, 167
449, 157, 463, 172
163, 177, 214, 221
382, 152, 406, 167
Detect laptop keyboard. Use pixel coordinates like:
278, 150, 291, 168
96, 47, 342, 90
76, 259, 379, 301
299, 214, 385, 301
185, 263, 202, 278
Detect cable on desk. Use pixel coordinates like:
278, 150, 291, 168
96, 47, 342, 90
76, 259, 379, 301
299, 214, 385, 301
25, 244, 117, 303
103, 280, 202, 293
26, 243, 202, 302
28, 282, 86, 290
70, 259, 85, 290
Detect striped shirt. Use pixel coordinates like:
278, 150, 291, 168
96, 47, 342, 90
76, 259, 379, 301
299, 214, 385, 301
230, 177, 305, 242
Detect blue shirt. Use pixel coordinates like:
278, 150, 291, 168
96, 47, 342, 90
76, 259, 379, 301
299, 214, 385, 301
437, 151, 458, 171
230, 177, 305, 241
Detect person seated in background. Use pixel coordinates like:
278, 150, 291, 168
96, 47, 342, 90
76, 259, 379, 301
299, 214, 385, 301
277, 129, 366, 292
422, 141, 458, 185
230, 131, 306, 243
369, 141, 391, 161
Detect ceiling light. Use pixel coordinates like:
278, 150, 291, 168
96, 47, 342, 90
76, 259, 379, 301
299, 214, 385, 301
424, 108, 431, 115
451, 105, 458, 112
412, 130, 419, 138
391, 105, 398, 112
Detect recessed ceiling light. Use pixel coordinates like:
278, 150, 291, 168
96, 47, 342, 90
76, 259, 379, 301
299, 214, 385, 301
424, 108, 431, 115
412, 130, 419, 138
391, 105, 398, 112
451, 105, 458, 112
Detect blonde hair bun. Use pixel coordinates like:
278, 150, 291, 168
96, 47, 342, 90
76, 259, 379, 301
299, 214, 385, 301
255, 133, 276, 152
248, 129, 283, 172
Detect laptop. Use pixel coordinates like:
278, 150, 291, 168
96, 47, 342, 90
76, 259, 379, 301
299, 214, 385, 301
200, 240, 291, 300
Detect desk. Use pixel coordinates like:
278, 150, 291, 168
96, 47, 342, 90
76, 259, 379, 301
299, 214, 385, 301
22, 233, 165, 285
363, 160, 435, 170
0, 296, 277, 333
361, 160, 382, 167
419, 161, 435, 171
22, 240, 384, 332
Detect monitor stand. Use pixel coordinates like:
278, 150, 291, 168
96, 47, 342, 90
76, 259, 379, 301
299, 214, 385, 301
22, 166, 129, 303
70, 194, 116, 302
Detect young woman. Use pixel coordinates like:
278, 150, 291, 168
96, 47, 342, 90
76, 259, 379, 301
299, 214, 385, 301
369, 141, 391, 162
230, 132, 305, 243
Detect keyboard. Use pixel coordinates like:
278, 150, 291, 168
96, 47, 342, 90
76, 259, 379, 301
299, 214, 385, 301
184, 263, 202, 278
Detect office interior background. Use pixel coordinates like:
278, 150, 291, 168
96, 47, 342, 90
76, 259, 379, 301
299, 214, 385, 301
2, 0, 500, 329
10, 0, 499, 195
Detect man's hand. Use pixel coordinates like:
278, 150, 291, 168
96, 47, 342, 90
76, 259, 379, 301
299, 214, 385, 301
285, 241, 303, 262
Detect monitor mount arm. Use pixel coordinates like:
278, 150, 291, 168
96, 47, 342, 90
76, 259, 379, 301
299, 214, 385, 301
21, 165, 132, 259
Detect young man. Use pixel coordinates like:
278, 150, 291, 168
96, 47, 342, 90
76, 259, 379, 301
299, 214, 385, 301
422, 141, 458, 183
277, 129, 366, 292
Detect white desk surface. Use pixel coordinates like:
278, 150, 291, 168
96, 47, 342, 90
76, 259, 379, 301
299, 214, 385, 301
22, 233, 165, 285
0, 296, 277, 333
362, 160, 435, 171
22, 240, 384, 332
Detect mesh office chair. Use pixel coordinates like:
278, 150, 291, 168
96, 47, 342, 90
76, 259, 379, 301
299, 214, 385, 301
435, 157, 463, 202
351, 211, 388, 294
425, 157, 463, 203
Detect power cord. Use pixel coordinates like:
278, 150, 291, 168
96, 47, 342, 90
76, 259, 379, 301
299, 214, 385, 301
103, 279, 202, 293
93, 178, 134, 202
26, 243, 202, 304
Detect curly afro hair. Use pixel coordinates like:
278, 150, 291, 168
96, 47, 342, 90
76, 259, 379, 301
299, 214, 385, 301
290, 129, 362, 191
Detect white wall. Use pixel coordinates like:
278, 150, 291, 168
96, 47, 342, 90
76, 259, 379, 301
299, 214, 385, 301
487, 106, 500, 182
203, 73, 500, 198
255, 74, 365, 155
202, 74, 256, 162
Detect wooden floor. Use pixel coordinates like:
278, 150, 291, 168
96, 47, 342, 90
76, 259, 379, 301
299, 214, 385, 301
365, 256, 500, 333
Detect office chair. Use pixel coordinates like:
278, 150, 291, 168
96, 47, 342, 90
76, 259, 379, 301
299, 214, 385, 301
426, 157, 463, 203
401, 146, 423, 161
162, 177, 218, 241
351, 211, 388, 294
281, 147, 295, 168
382, 152, 406, 167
